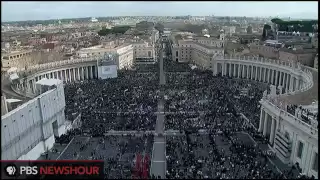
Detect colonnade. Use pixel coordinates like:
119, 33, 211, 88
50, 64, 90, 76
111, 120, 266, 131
16, 65, 97, 94
219, 62, 302, 94
258, 108, 278, 145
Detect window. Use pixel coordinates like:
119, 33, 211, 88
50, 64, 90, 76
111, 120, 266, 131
176, 51, 178, 56
312, 153, 318, 172
297, 141, 304, 159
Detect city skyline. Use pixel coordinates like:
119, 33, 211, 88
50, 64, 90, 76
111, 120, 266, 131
2, 1, 318, 22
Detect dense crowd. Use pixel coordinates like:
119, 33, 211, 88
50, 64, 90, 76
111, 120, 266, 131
54, 47, 313, 179
163, 58, 305, 179
287, 104, 318, 125
64, 70, 160, 134
164, 59, 191, 72
55, 134, 154, 179
164, 70, 266, 129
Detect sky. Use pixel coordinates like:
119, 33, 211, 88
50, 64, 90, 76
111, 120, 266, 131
1, 1, 318, 22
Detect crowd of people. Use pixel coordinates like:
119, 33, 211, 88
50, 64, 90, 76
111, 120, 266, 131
55, 50, 313, 179
64, 69, 160, 134
164, 70, 266, 130
287, 104, 318, 126
56, 133, 154, 179
162, 58, 306, 179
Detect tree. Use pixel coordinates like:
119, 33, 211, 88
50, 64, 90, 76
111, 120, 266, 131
262, 24, 272, 40
136, 21, 154, 31
97, 26, 131, 36
155, 23, 164, 33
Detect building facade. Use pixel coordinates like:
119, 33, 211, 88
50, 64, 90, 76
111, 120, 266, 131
279, 48, 317, 67
132, 42, 156, 63
170, 33, 225, 69
1, 50, 33, 69
1, 79, 66, 160
76, 43, 134, 70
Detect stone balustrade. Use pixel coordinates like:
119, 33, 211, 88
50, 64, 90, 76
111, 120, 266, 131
263, 98, 318, 135
17, 57, 99, 76
220, 54, 300, 70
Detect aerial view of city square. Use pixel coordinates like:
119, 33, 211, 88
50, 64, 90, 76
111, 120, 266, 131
1, 1, 318, 179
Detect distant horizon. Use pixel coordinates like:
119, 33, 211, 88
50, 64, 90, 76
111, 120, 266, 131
2, 2, 318, 22
2, 15, 318, 23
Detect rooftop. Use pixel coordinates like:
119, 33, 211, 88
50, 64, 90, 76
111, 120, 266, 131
279, 48, 317, 54
280, 67, 318, 105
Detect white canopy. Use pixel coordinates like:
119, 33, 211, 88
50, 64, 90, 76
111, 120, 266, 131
6, 98, 22, 103
9, 73, 19, 80
35, 78, 62, 86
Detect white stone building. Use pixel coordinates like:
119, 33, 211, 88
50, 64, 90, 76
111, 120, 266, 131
76, 32, 159, 66
170, 32, 225, 69
76, 43, 134, 70
1, 79, 67, 160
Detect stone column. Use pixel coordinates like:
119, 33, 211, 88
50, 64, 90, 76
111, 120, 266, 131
82, 67, 85, 80
295, 77, 299, 91
258, 108, 264, 132
213, 62, 218, 75
233, 64, 236, 77
77, 68, 81, 81
64, 70, 67, 82
86, 67, 89, 80
69, 69, 72, 82
263, 112, 268, 137
251, 65, 254, 80
246, 65, 250, 79
242, 65, 245, 78
275, 70, 279, 86
72, 68, 76, 81
89, 66, 93, 79
267, 68, 271, 83
26, 80, 30, 92
94, 66, 98, 78
278, 72, 282, 86
259, 67, 263, 81
238, 64, 241, 78
282, 73, 286, 87
221, 63, 225, 76
289, 76, 294, 92
269, 117, 276, 144
271, 69, 274, 84
32, 79, 36, 93
255, 66, 258, 80
229, 63, 232, 77
286, 74, 290, 93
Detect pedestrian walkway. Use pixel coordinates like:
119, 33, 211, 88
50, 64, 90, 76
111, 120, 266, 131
151, 43, 166, 178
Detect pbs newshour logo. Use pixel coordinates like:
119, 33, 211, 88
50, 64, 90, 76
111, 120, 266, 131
5, 164, 18, 177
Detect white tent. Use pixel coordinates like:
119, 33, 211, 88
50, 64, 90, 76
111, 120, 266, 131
6, 99, 22, 103
9, 73, 19, 81
35, 78, 62, 86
